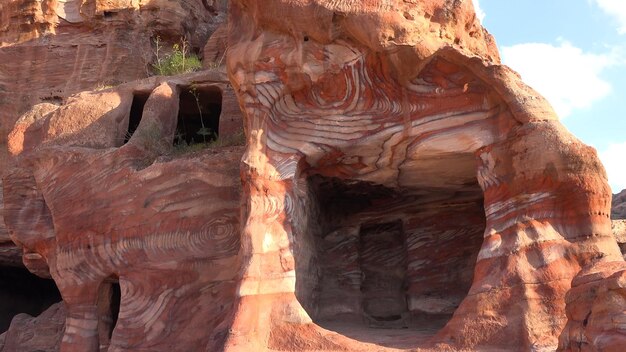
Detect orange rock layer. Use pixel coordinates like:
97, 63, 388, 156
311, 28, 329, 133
3, 71, 244, 351
224, 0, 624, 351
1, 1, 625, 352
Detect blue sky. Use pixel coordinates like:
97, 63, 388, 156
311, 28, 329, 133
474, 0, 626, 193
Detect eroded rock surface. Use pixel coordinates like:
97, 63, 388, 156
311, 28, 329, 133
612, 190, 626, 258
613, 189, 626, 219
613, 223, 626, 260
0, 180, 21, 267
559, 261, 626, 351
3, 71, 244, 351
225, 0, 624, 351
0, 302, 66, 352
1, 1, 625, 352
0, 0, 228, 167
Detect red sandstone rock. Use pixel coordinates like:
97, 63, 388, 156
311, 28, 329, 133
1, 1, 625, 352
2, 71, 244, 351
203, 23, 229, 69
224, 0, 624, 351
0, 179, 21, 267
558, 261, 626, 351
0, 302, 66, 352
0, 0, 228, 167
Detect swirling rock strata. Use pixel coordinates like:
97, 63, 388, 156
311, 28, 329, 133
2, 1, 625, 351
3, 71, 243, 351
0, 302, 66, 352
225, 0, 625, 351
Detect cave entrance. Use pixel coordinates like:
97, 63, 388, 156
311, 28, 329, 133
298, 174, 485, 349
174, 86, 222, 146
97, 277, 121, 350
0, 266, 62, 333
124, 91, 151, 144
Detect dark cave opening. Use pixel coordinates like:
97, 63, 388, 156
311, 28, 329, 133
295, 175, 486, 348
124, 91, 151, 144
359, 220, 408, 326
0, 266, 62, 333
97, 278, 121, 349
174, 86, 222, 146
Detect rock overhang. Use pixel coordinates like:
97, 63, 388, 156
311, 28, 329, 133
226, 0, 624, 351
0, 1, 625, 351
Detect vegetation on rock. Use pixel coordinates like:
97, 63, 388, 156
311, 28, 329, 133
152, 37, 202, 76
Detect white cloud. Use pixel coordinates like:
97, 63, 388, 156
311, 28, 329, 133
595, 0, 626, 34
599, 141, 626, 192
472, 0, 486, 22
501, 41, 615, 118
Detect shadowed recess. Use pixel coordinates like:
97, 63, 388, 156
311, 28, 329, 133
174, 86, 223, 145
0, 266, 62, 333
295, 176, 485, 349
97, 277, 121, 351
124, 91, 151, 144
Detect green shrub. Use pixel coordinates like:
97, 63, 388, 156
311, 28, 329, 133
152, 37, 202, 76
172, 130, 245, 155
94, 83, 115, 91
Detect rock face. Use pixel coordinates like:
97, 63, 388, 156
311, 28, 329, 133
0, 0, 230, 273
0, 0, 228, 168
0, 183, 21, 267
613, 189, 626, 219
224, 0, 624, 351
614, 221, 626, 255
559, 262, 626, 351
613, 189, 626, 258
2, 70, 244, 351
0, 303, 66, 352
1, 1, 625, 352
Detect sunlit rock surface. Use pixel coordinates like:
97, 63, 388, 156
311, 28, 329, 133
1, 1, 625, 351
559, 261, 626, 352
2, 71, 244, 352
225, 0, 624, 351
0, 0, 228, 168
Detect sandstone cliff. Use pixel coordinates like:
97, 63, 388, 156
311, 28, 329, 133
613, 189, 626, 219
2, 70, 244, 351
1, 1, 626, 352
0, 0, 230, 293
613, 189, 626, 258
226, 0, 624, 350
0, 0, 228, 167
611, 189, 626, 258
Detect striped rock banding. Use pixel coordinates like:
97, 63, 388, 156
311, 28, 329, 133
225, 0, 624, 351
3, 71, 244, 352
612, 189, 626, 219
1, 1, 625, 351
0, 0, 227, 171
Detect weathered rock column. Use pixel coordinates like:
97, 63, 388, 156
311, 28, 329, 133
435, 121, 623, 350
226, 1, 625, 351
